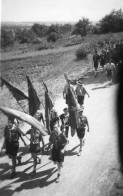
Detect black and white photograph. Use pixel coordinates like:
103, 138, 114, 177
0, 0, 123, 195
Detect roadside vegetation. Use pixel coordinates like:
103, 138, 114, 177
1, 9, 123, 54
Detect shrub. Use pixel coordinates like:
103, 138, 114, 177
76, 46, 88, 60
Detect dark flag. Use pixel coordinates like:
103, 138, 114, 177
26, 76, 40, 116
1, 78, 29, 101
42, 80, 54, 134
64, 73, 79, 137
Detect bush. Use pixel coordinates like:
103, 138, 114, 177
76, 46, 88, 60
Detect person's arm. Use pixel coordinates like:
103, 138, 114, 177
60, 139, 69, 154
84, 87, 90, 98
86, 118, 90, 132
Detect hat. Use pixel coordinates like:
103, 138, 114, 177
77, 80, 83, 85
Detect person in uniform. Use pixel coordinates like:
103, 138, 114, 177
34, 110, 45, 151
104, 60, 116, 86
75, 81, 90, 108
1, 117, 27, 178
50, 107, 59, 132
100, 50, 106, 71
59, 108, 69, 138
26, 126, 42, 176
92, 50, 100, 77
47, 125, 68, 183
76, 108, 89, 156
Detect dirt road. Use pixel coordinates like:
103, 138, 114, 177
0, 83, 120, 196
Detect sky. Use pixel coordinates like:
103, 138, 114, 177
1, 0, 123, 23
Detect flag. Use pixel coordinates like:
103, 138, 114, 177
26, 76, 41, 116
0, 106, 48, 136
1, 78, 29, 101
42, 80, 54, 134
64, 74, 79, 137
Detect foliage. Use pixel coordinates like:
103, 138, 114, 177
99, 9, 123, 33
47, 25, 60, 42
1, 30, 15, 49
15, 28, 37, 44
31, 23, 48, 38
76, 46, 88, 60
72, 17, 91, 38
59, 24, 73, 34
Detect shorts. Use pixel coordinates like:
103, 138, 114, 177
76, 127, 85, 139
77, 96, 84, 105
52, 145, 65, 163
6, 141, 19, 157
29, 143, 41, 154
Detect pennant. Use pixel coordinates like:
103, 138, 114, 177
1, 78, 28, 101
64, 74, 79, 136
42, 80, 54, 134
26, 76, 41, 116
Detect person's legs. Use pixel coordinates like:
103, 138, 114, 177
32, 153, 37, 176
11, 156, 16, 178
41, 135, 45, 152
55, 162, 63, 183
65, 127, 69, 138
77, 138, 83, 156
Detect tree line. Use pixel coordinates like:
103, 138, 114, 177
1, 9, 123, 50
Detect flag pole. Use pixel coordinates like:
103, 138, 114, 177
16, 100, 27, 113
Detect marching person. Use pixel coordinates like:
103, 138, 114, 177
59, 108, 69, 138
1, 117, 27, 178
92, 50, 100, 77
26, 126, 43, 176
34, 110, 45, 151
77, 108, 89, 156
47, 125, 68, 183
75, 80, 90, 108
104, 59, 116, 86
50, 107, 59, 132
100, 50, 106, 71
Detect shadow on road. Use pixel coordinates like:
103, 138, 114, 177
65, 144, 79, 156
0, 167, 57, 196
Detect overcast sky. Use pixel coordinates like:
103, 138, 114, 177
1, 0, 123, 22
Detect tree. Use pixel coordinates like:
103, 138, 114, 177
31, 23, 48, 38
47, 25, 60, 42
72, 17, 91, 38
15, 28, 36, 44
1, 29, 15, 50
99, 9, 123, 33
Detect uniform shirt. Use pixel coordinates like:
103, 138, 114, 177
60, 113, 69, 126
78, 116, 88, 128
105, 63, 115, 71
75, 85, 86, 96
26, 128, 42, 144
93, 54, 100, 64
4, 125, 21, 142
49, 132, 67, 149
100, 53, 106, 65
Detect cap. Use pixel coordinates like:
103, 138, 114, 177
77, 80, 83, 85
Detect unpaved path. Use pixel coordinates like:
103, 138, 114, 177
0, 80, 121, 196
